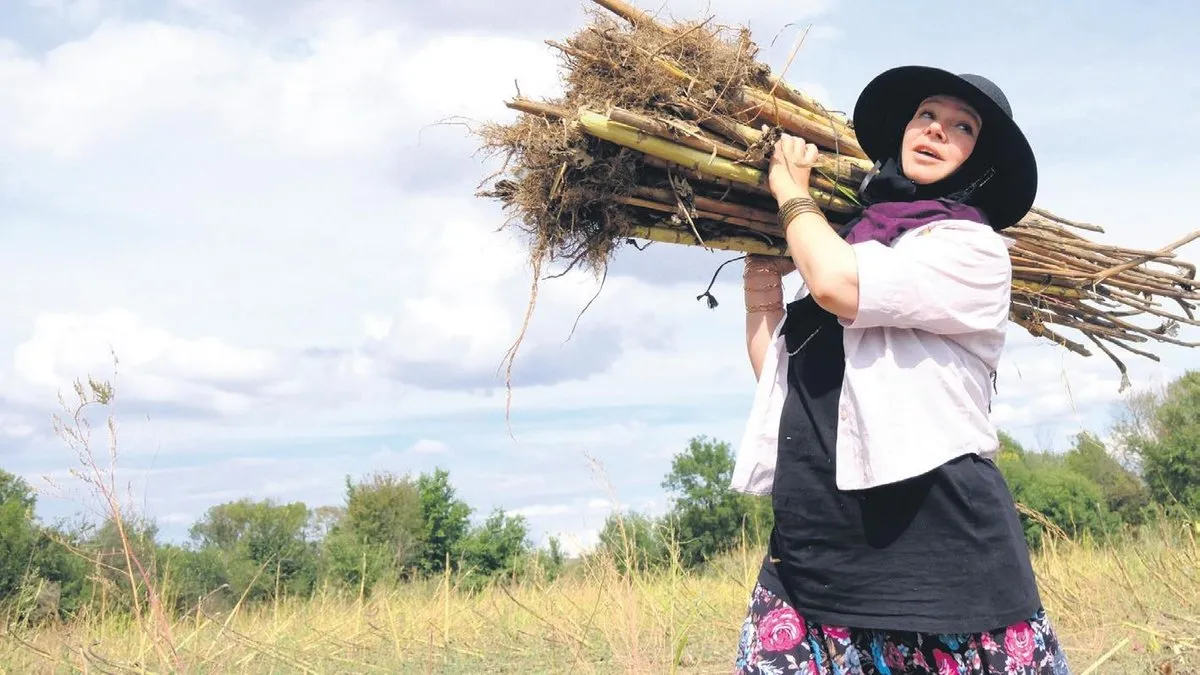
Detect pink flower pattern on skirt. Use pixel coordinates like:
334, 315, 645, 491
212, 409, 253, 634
934, 649, 960, 675
1005, 622, 1036, 666
735, 580, 1071, 674
759, 607, 806, 652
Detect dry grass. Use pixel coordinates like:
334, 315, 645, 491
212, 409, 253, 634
2, 523, 1196, 674
4, 375, 1196, 673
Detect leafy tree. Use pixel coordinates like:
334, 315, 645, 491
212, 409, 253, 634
597, 510, 671, 573
306, 505, 345, 542
190, 498, 317, 600
27, 525, 92, 620
997, 430, 1026, 460
0, 473, 91, 622
997, 439, 1117, 548
543, 535, 566, 573
0, 469, 35, 512
1110, 383, 1166, 463
339, 472, 424, 569
157, 544, 232, 615
319, 527, 396, 594
320, 471, 425, 592
456, 509, 531, 585
1120, 371, 1200, 514
661, 436, 771, 566
1064, 432, 1151, 524
87, 514, 161, 598
0, 469, 39, 600
510, 536, 566, 583
415, 469, 471, 574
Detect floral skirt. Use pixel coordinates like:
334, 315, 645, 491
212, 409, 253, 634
735, 580, 1071, 674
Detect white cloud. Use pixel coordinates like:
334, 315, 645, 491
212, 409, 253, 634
1, 10, 568, 163
987, 327, 1193, 452
0, 418, 35, 439
512, 503, 573, 518
11, 309, 289, 416
410, 439, 448, 454
0, 5, 686, 413
158, 511, 195, 525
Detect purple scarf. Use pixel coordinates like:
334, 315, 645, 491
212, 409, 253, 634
843, 198, 988, 247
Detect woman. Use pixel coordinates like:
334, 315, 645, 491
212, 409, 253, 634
731, 66, 1071, 674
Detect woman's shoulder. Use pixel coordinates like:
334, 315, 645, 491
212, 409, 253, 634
903, 218, 1014, 254
918, 217, 999, 235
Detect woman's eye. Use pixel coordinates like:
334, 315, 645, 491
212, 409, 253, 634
956, 123, 975, 135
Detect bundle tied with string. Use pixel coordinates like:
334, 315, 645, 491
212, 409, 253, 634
475, 0, 1200, 411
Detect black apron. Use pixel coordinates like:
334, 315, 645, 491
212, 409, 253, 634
756, 296, 1042, 634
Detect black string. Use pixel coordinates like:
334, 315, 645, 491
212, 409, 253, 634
988, 370, 998, 413
695, 254, 747, 309
952, 166, 997, 204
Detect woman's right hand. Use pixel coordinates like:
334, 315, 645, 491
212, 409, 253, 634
768, 133, 820, 206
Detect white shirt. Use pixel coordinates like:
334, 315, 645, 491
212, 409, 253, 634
730, 218, 1015, 494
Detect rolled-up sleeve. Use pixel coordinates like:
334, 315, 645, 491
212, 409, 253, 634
843, 221, 1011, 334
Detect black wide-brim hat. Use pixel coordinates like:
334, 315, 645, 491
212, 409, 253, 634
852, 65, 1038, 230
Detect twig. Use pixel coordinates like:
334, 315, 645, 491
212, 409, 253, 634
1079, 637, 1130, 675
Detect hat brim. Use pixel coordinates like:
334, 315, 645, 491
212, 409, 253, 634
852, 65, 1037, 230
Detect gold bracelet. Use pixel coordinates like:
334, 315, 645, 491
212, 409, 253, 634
746, 301, 784, 314
745, 280, 781, 292
779, 199, 822, 226
778, 195, 819, 216
743, 264, 779, 278
778, 196, 824, 228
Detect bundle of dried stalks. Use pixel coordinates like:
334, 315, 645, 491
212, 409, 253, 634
476, 0, 1200, 396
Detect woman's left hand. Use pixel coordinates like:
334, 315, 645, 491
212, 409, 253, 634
768, 133, 819, 205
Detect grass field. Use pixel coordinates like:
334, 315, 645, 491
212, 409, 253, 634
2, 521, 1196, 674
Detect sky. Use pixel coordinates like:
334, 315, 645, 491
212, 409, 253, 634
1, 0, 1198, 556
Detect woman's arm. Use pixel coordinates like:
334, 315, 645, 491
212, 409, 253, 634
768, 135, 860, 321
768, 135, 1009, 335
744, 255, 790, 380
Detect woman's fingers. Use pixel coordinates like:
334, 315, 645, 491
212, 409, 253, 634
802, 141, 819, 165
786, 135, 802, 159
775, 134, 817, 167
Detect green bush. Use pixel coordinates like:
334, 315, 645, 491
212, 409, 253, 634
998, 438, 1119, 548
189, 499, 318, 601
597, 510, 672, 574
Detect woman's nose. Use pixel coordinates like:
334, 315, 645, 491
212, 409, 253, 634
925, 122, 946, 142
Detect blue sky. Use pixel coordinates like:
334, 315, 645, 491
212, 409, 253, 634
1, 0, 1198, 554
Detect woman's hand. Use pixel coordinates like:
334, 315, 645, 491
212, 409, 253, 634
767, 133, 819, 205
764, 133, 860, 321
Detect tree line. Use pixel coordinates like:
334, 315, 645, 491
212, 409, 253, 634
2, 370, 1198, 625
0, 465, 565, 624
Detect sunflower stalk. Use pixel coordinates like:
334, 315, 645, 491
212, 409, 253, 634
476, 0, 1200, 392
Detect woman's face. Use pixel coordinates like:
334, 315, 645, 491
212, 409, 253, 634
900, 95, 982, 185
